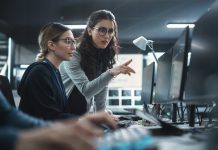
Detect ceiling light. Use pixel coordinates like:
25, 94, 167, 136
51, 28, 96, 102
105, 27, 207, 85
20, 64, 29, 69
167, 23, 195, 28
65, 25, 86, 29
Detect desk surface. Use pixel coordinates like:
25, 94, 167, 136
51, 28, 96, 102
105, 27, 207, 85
154, 133, 206, 150
128, 123, 208, 150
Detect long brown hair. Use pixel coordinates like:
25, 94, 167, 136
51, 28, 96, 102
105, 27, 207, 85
77, 10, 120, 80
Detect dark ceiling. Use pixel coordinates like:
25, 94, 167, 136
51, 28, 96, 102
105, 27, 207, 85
0, 0, 216, 49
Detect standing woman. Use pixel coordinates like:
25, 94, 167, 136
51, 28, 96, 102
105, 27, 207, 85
60, 10, 135, 116
18, 22, 77, 120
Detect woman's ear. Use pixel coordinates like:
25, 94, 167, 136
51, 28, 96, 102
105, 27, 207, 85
87, 27, 92, 36
47, 40, 56, 50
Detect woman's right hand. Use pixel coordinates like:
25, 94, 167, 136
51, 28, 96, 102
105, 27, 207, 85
109, 59, 136, 76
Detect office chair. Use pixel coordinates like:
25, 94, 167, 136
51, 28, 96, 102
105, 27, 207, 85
0, 75, 16, 107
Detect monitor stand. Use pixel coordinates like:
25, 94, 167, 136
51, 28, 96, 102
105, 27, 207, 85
189, 105, 196, 127
171, 103, 185, 123
172, 103, 177, 123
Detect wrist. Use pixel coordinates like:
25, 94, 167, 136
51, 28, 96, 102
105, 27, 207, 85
109, 69, 116, 77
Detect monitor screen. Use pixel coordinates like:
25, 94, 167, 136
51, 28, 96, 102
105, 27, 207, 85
154, 48, 173, 103
141, 62, 155, 105
169, 27, 190, 101
183, 2, 218, 104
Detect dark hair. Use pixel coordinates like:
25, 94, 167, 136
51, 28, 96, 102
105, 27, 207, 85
36, 22, 71, 62
77, 10, 120, 80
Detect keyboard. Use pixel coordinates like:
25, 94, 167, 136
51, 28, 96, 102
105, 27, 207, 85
96, 125, 155, 150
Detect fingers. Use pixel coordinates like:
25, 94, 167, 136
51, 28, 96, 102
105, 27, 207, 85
111, 115, 119, 122
110, 59, 135, 76
123, 59, 132, 66
105, 109, 113, 115
74, 120, 103, 137
62, 122, 101, 150
82, 112, 118, 129
105, 109, 119, 122
69, 122, 102, 150
119, 59, 136, 75
123, 65, 136, 73
120, 65, 136, 76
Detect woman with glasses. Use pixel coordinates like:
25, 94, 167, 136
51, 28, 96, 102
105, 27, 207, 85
60, 10, 135, 116
18, 22, 77, 120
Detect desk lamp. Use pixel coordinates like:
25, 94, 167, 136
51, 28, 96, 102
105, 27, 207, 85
133, 36, 158, 63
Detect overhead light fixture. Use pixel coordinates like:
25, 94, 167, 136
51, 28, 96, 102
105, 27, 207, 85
167, 23, 195, 28
133, 36, 158, 63
20, 64, 29, 69
65, 25, 86, 29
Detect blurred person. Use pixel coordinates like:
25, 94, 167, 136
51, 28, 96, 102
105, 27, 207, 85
0, 91, 117, 150
60, 10, 135, 116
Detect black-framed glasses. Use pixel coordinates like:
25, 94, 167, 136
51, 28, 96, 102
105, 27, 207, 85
58, 38, 76, 47
93, 27, 114, 36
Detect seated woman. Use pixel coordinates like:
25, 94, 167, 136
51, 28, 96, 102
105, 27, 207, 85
18, 22, 77, 120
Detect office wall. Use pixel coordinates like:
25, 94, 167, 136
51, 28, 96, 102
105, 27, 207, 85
14, 44, 38, 65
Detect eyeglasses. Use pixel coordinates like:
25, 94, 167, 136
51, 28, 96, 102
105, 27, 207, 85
93, 27, 114, 36
58, 38, 76, 47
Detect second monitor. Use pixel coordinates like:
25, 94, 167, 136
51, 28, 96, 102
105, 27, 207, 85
154, 27, 190, 104
141, 62, 155, 106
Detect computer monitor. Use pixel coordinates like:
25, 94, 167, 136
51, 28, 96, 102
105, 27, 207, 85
183, 1, 218, 104
154, 48, 173, 103
141, 62, 155, 105
169, 27, 190, 122
154, 27, 190, 104
169, 27, 190, 101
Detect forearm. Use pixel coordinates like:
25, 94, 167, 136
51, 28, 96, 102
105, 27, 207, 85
67, 67, 112, 100
4, 109, 50, 129
80, 70, 112, 99
62, 52, 113, 100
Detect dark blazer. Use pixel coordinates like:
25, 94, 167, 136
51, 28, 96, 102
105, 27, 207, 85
0, 75, 15, 107
18, 60, 76, 120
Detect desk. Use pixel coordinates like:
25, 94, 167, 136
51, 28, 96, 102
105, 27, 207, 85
154, 133, 206, 150
97, 124, 208, 150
